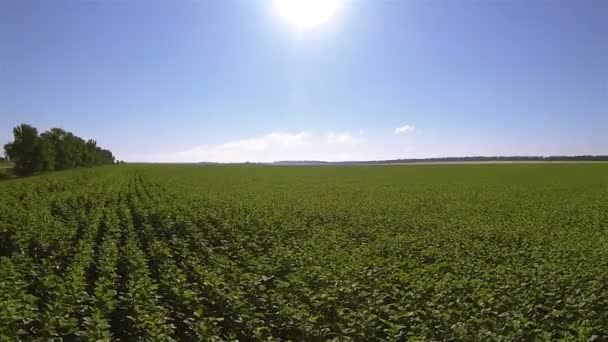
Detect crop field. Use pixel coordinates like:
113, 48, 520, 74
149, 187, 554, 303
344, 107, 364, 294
1, 164, 607, 341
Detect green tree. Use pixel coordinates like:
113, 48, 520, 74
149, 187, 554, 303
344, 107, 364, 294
83, 139, 97, 166
37, 133, 56, 171
4, 124, 116, 176
3, 124, 41, 176
45, 128, 75, 170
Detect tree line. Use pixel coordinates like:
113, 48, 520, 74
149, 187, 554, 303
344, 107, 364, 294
3, 124, 115, 176
274, 155, 608, 165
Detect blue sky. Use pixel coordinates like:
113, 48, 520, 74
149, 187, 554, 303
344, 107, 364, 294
1, 0, 606, 162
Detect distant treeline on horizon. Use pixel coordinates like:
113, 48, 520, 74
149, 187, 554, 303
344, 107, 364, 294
272, 155, 608, 165
3, 124, 115, 176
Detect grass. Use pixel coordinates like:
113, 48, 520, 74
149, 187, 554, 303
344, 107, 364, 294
0, 163, 15, 180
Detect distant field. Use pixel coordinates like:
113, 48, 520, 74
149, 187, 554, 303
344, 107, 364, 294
0, 163, 14, 180
1, 164, 607, 340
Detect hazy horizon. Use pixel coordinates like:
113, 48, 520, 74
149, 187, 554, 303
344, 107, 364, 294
2, 0, 607, 162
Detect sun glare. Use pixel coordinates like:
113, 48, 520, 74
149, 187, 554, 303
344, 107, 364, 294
274, 0, 342, 30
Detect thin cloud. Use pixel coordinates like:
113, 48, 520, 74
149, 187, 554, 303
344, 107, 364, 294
137, 130, 378, 163
326, 131, 360, 145
394, 125, 415, 135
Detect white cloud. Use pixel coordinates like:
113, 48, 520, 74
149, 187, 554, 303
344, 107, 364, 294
135, 130, 381, 163
220, 131, 310, 151
394, 125, 415, 135
326, 131, 360, 145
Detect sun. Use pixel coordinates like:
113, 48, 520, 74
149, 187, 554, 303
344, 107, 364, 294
274, 0, 342, 30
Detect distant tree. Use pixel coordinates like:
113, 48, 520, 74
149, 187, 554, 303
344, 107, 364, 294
84, 139, 98, 166
37, 132, 56, 171
3, 124, 41, 176
4, 123, 116, 177
46, 128, 78, 170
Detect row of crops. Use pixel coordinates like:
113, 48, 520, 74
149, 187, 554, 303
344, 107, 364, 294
1, 164, 608, 341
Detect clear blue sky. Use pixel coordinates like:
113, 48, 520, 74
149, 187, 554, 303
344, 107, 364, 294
1, 0, 606, 162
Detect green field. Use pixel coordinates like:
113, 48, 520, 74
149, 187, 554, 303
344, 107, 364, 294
0, 161, 13, 179
1, 164, 607, 341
